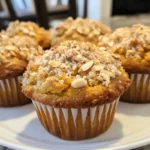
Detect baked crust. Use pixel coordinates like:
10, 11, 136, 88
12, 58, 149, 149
115, 55, 150, 73
22, 41, 130, 108
0, 34, 43, 79
22, 73, 130, 108
99, 24, 150, 73
6, 21, 51, 49
51, 17, 111, 46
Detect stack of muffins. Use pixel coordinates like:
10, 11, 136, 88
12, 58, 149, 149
0, 17, 149, 140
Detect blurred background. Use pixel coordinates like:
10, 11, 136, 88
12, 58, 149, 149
0, 0, 150, 30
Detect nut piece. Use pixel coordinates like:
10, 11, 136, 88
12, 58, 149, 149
92, 65, 104, 71
49, 61, 61, 67
5, 45, 16, 51
29, 31, 36, 36
126, 50, 135, 56
99, 47, 106, 51
71, 78, 87, 88
81, 61, 93, 71
108, 41, 114, 47
56, 27, 65, 36
93, 29, 101, 35
21, 28, 30, 34
76, 27, 90, 35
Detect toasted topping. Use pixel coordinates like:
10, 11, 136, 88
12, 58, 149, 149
5, 20, 50, 48
48, 61, 61, 68
5, 45, 16, 51
76, 27, 90, 35
92, 65, 104, 71
51, 17, 111, 45
81, 61, 93, 71
0, 34, 43, 65
23, 41, 123, 94
56, 27, 65, 36
71, 78, 87, 88
108, 41, 114, 47
99, 24, 150, 59
99, 47, 106, 51
6, 21, 44, 37
21, 28, 30, 34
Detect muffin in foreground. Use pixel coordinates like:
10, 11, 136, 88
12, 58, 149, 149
6, 21, 51, 49
22, 41, 130, 140
50, 17, 111, 46
0, 34, 43, 107
99, 24, 150, 103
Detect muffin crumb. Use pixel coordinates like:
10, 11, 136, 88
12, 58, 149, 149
23, 41, 123, 95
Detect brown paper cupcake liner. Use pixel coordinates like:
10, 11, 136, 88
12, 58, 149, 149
121, 73, 150, 103
0, 76, 30, 107
32, 98, 119, 140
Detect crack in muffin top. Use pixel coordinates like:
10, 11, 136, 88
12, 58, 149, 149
51, 17, 111, 46
22, 41, 123, 94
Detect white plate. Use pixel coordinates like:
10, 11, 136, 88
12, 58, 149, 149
0, 102, 150, 150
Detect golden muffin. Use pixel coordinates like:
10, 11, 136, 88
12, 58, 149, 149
22, 41, 130, 140
6, 21, 51, 49
50, 17, 111, 46
99, 24, 150, 103
0, 34, 43, 107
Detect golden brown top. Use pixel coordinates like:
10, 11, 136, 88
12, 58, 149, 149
22, 41, 130, 108
0, 34, 43, 79
99, 24, 150, 73
6, 21, 50, 49
51, 17, 111, 46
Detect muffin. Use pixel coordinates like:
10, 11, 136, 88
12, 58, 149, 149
0, 34, 43, 107
22, 41, 130, 140
99, 24, 150, 103
6, 21, 51, 49
50, 17, 111, 46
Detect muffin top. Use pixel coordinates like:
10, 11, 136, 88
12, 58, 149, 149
50, 17, 111, 46
6, 21, 51, 49
0, 34, 43, 79
22, 41, 130, 108
99, 24, 150, 73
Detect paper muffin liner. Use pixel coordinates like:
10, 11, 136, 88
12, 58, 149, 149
32, 98, 119, 140
121, 73, 150, 103
0, 76, 30, 107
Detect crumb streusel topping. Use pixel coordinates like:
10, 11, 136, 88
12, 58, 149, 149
55, 17, 111, 36
6, 21, 38, 37
23, 41, 123, 94
5, 20, 51, 49
99, 24, 150, 59
0, 34, 43, 65
51, 17, 111, 45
